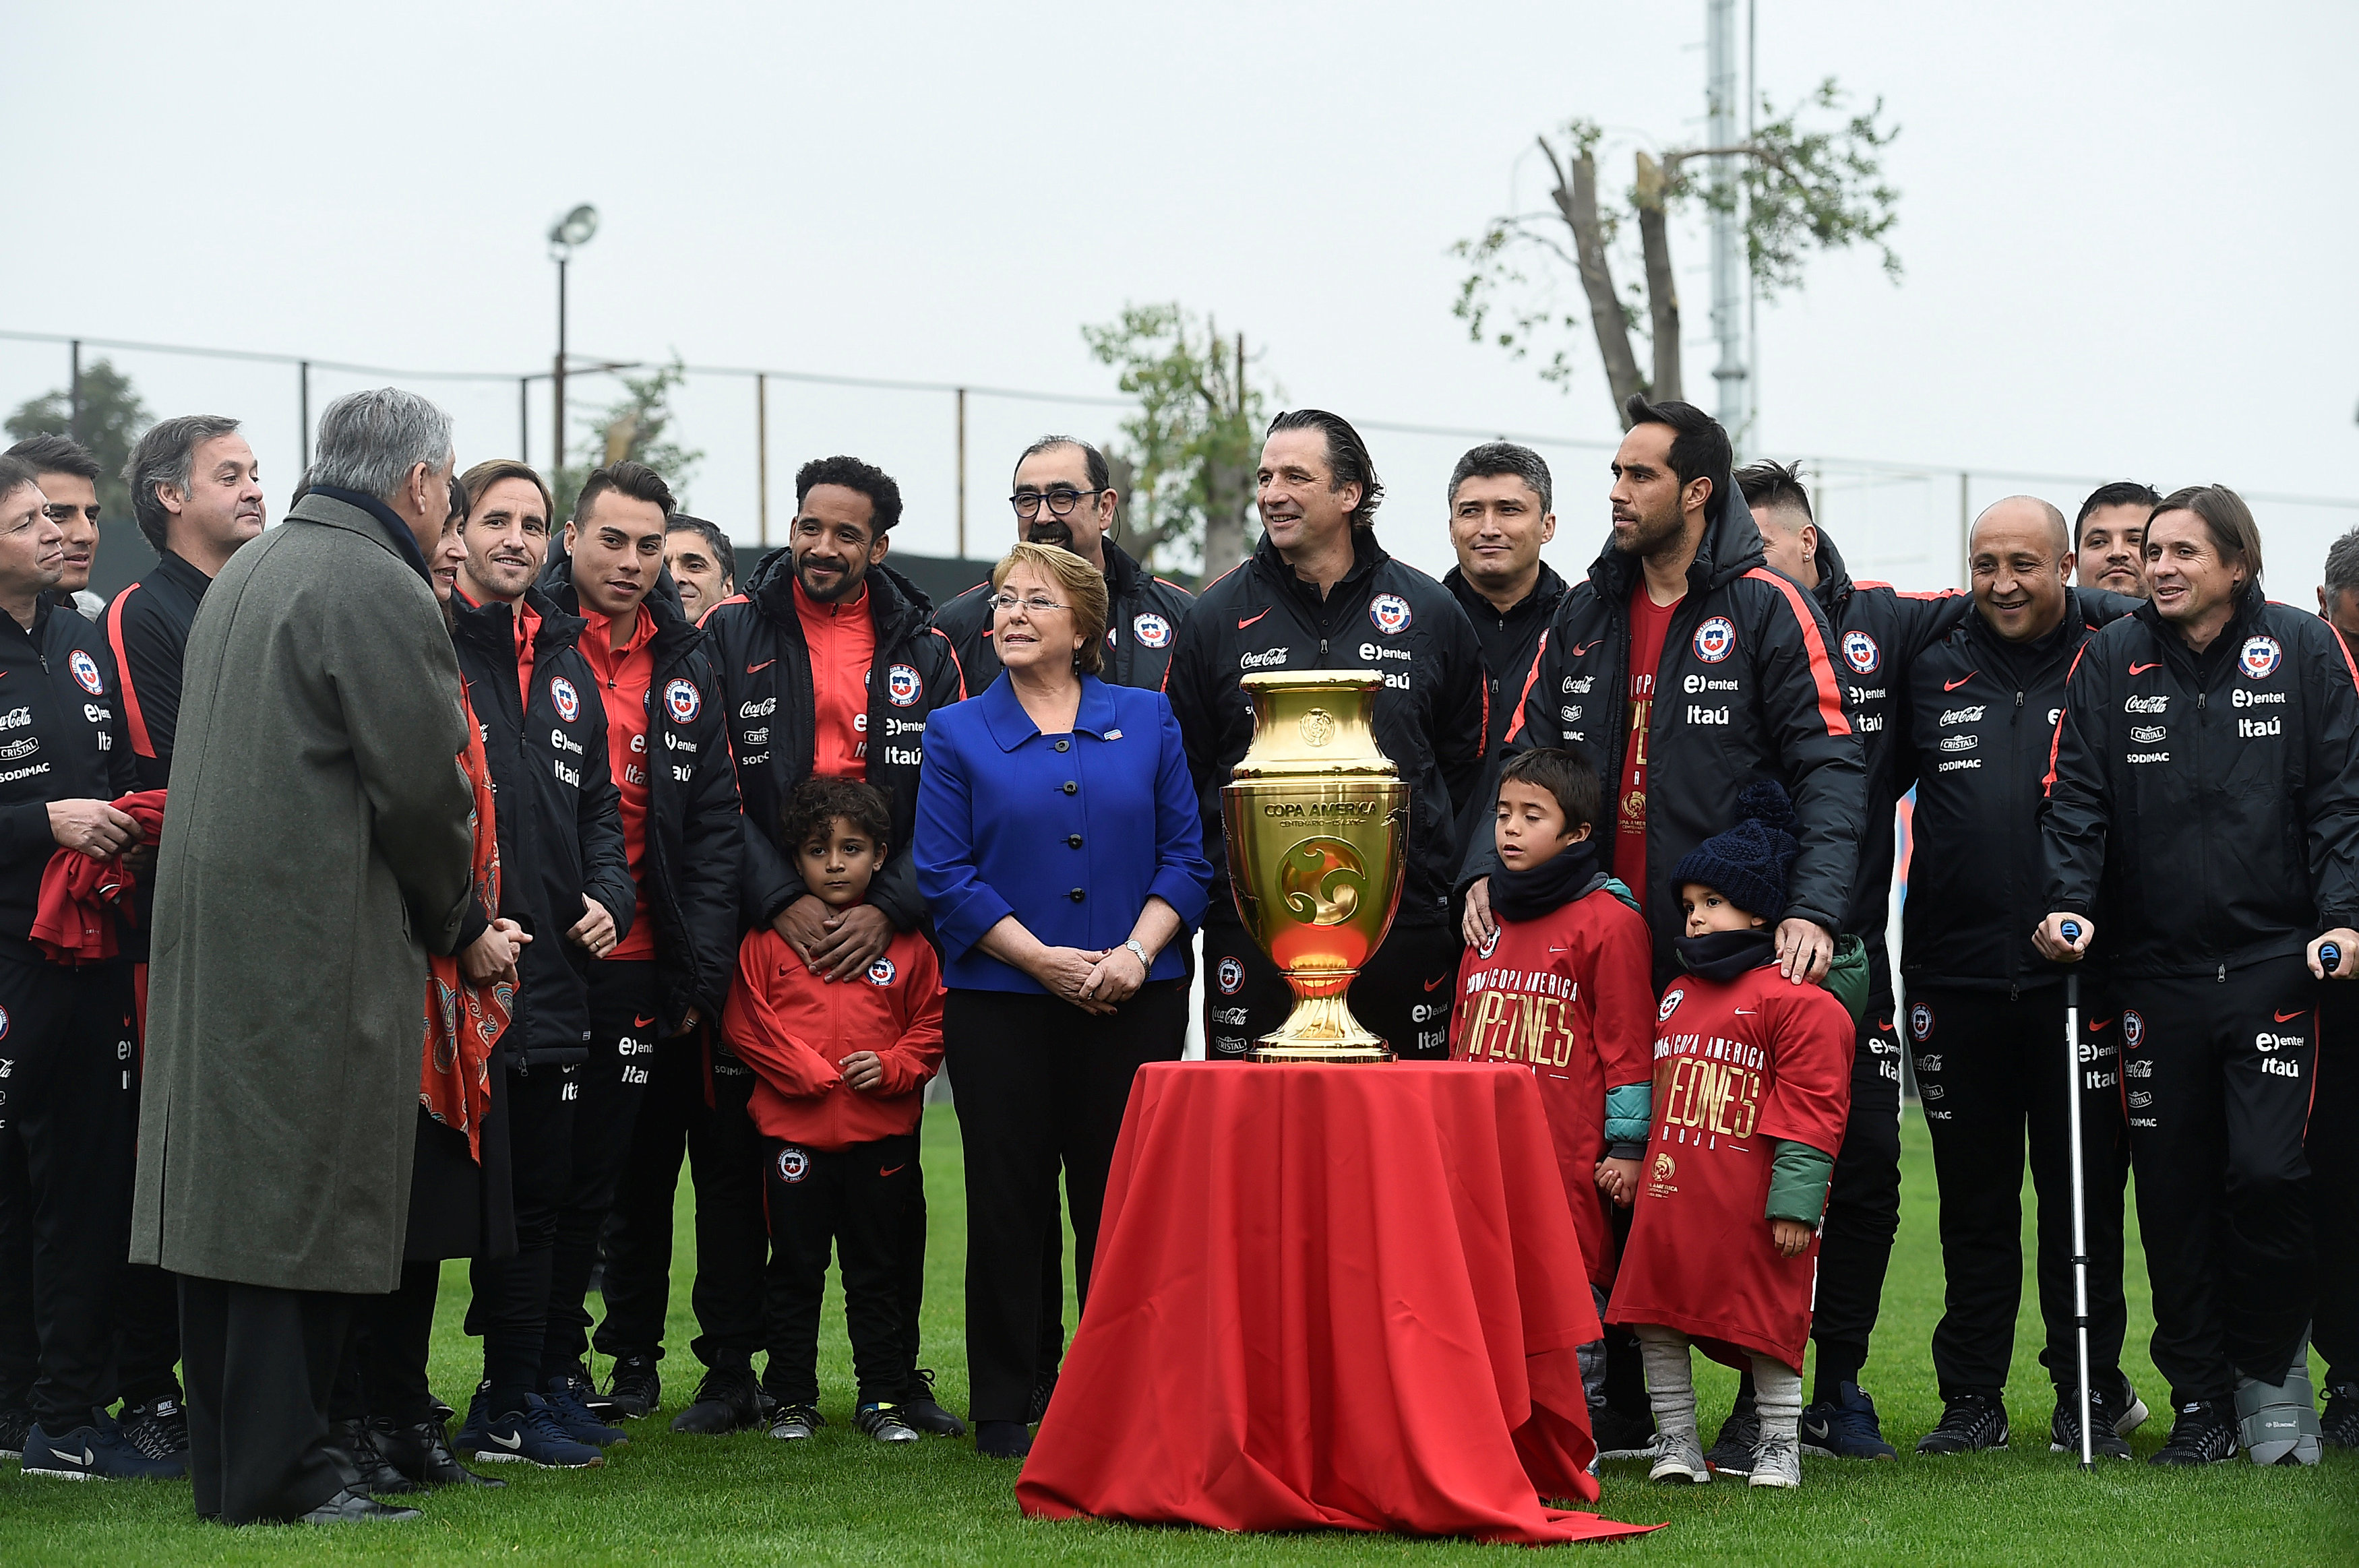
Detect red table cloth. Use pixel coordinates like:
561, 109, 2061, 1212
1016, 1062, 1657, 1545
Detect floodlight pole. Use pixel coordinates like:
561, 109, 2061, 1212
553, 249, 570, 478
1707, 0, 1747, 432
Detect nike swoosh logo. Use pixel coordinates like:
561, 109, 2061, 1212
880, 1164, 907, 1179
1733, 1008, 1757, 1016
1423, 974, 1448, 991
747, 659, 775, 675
1237, 608, 1271, 630
2275, 1008, 2306, 1023
1944, 672, 1977, 691
2129, 662, 2160, 675
2087, 1017, 2112, 1031
1572, 640, 1600, 656
488, 1430, 524, 1449
633, 1015, 656, 1028
61, 1447, 94, 1466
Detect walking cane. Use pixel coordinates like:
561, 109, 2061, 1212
2059, 920, 2094, 1470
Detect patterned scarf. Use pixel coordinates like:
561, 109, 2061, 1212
420, 685, 510, 1160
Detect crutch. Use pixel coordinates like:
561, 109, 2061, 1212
2059, 920, 2093, 1470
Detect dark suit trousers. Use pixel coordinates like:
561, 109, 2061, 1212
178, 1276, 353, 1524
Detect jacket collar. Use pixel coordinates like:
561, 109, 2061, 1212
539, 545, 700, 660
154, 547, 216, 601
1444, 559, 1567, 626
452, 582, 584, 658
1808, 528, 1855, 615
2133, 575, 2266, 669
301, 485, 432, 582
1250, 526, 1387, 599
978, 671, 1119, 751
744, 548, 933, 648
1585, 466, 1766, 605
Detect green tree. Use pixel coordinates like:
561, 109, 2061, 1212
552, 357, 702, 519
1082, 303, 1273, 582
5, 358, 151, 528
1452, 81, 1901, 428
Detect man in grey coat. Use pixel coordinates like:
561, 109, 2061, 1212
129, 388, 476, 1526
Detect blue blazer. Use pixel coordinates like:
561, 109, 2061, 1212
916, 673, 1213, 994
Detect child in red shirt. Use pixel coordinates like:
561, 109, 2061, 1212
1605, 784, 1851, 1490
723, 777, 943, 1445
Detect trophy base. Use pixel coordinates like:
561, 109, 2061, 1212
1244, 991, 1394, 1065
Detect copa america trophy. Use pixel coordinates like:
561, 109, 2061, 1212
1220, 671, 1409, 1063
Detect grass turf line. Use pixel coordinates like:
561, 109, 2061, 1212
2, 1106, 2351, 1565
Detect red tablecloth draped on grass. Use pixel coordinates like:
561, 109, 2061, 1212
1016, 1062, 1658, 1546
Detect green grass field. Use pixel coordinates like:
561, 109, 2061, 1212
3, 1105, 2351, 1565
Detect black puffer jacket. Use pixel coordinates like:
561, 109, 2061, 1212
1445, 560, 1569, 884
539, 557, 742, 1033
931, 537, 1195, 694
0, 600, 138, 964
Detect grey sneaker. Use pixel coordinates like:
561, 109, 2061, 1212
767, 1404, 824, 1441
855, 1403, 920, 1444
1648, 1429, 1711, 1484
1749, 1431, 1802, 1488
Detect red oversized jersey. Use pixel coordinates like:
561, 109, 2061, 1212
1450, 887, 1655, 1286
1605, 960, 1851, 1368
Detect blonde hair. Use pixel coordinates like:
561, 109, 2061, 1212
991, 542, 1108, 675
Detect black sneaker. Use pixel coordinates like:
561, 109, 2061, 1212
1589, 1403, 1657, 1461
2149, 1399, 2239, 1466
1800, 1382, 1899, 1460
22, 1420, 186, 1480
670, 1364, 761, 1435
117, 1397, 190, 1466
0, 1406, 32, 1460
900, 1368, 967, 1437
2050, 1388, 2132, 1460
601, 1355, 661, 1420
1026, 1371, 1058, 1425
543, 1369, 630, 1447
1916, 1391, 2009, 1454
333, 1416, 419, 1496
2321, 1381, 2359, 1450
1704, 1390, 1758, 1476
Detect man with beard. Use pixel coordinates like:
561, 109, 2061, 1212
1464, 398, 1865, 1457
2073, 482, 2158, 600
2040, 486, 2359, 1466
931, 437, 1194, 693
692, 456, 966, 1439
1165, 408, 1487, 1061
3, 436, 106, 619
448, 460, 633, 1470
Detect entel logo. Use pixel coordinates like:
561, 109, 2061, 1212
2254, 1030, 2304, 1053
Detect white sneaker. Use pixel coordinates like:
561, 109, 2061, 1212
1649, 1432, 1711, 1484
1749, 1431, 1802, 1488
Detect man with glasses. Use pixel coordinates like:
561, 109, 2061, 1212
931, 436, 1194, 694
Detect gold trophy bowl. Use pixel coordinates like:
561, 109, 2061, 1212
1220, 670, 1408, 1063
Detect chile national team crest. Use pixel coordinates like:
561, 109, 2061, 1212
2238, 635, 2282, 681
1657, 988, 1684, 1023
1909, 1003, 1934, 1042
775, 1146, 810, 1184
1693, 617, 1736, 664
664, 678, 701, 724
1216, 955, 1244, 995
549, 677, 580, 722
1132, 612, 1173, 649
1369, 594, 1413, 635
2121, 1009, 2145, 1050
886, 664, 921, 706
67, 649, 104, 695
1842, 629, 1881, 675
865, 957, 896, 986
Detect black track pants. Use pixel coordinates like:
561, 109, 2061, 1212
2118, 955, 2319, 1404
1907, 984, 2130, 1398
2314, 985, 2358, 1385
761, 1131, 919, 1408
1201, 916, 1461, 1061
1810, 1005, 1904, 1399
543, 961, 658, 1381
466, 1061, 573, 1412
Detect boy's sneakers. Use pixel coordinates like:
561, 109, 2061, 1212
600, 1355, 661, 1420
2107, 1373, 2151, 1437
768, 1404, 825, 1441
117, 1396, 190, 1466
1799, 1382, 1897, 1460
1915, 1391, 2009, 1454
2050, 1386, 2133, 1460
856, 1403, 921, 1443
1647, 1430, 1711, 1484
1589, 1403, 1657, 1461
1748, 1431, 1802, 1488
670, 1365, 762, 1435
2149, 1399, 2238, 1466
2321, 1382, 2359, 1449
1703, 1391, 1758, 1476
462, 1395, 605, 1468
544, 1369, 630, 1447
0, 1406, 33, 1459
901, 1368, 967, 1436
22, 1420, 187, 1480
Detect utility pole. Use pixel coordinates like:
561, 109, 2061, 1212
547, 204, 599, 484
757, 373, 770, 547
299, 360, 311, 472
1707, 0, 1748, 433
956, 386, 968, 560
519, 377, 531, 467
67, 340, 82, 445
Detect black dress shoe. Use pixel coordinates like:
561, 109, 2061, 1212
334, 1418, 420, 1496
975, 1419, 1032, 1459
371, 1415, 506, 1489
298, 1486, 421, 1524
671, 1365, 761, 1435
900, 1369, 968, 1437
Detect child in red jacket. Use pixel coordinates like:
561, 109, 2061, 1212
723, 777, 943, 1445
1605, 784, 1851, 1491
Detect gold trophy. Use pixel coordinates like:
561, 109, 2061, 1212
1220, 670, 1408, 1063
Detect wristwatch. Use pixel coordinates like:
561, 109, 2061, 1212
1124, 939, 1151, 970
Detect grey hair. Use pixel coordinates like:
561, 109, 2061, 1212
2325, 527, 2359, 597
125, 414, 243, 553
308, 388, 455, 501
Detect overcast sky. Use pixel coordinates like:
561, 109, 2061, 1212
9, 1, 2356, 596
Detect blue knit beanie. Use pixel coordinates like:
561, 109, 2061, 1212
1670, 780, 1798, 922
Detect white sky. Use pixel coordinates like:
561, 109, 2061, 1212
9, 1, 2356, 598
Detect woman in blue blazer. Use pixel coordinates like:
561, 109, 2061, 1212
915, 542, 1211, 1460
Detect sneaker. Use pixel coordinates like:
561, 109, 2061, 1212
2050, 1388, 2133, 1460
1647, 1429, 1711, 1484
1025, 1371, 1058, 1425
2150, 1399, 2238, 1466
856, 1402, 921, 1443
2321, 1382, 2359, 1450
600, 1354, 661, 1420
1748, 1430, 1802, 1488
0, 1406, 32, 1460
371, 1414, 504, 1488
1801, 1382, 1899, 1460
1704, 1391, 1758, 1476
900, 1367, 967, 1436
2108, 1372, 2150, 1438
1916, 1391, 2009, 1455
333, 1416, 419, 1496
768, 1404, 825, 1441
1589, 1403, 1658, 1461
22, 1420, 186, 1480
464, 1397, 605, 1468
670, 1364, 761, 1436
543, 1369, 630, 1447
117, 1396, 190, 1465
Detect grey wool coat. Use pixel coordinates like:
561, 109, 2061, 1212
129, 493, 476, 1293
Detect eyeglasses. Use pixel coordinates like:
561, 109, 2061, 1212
1008, 487, 1103, 520
989, 594, 1070, 616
